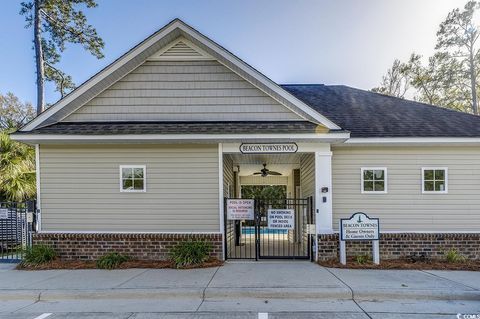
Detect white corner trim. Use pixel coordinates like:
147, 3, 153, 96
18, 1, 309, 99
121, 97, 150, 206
119, 165, 147, 193
421, 167, 448, 194
21, 19, 340, 132
360, 167, 388, 194
35, 144, 41, 232
218, 143, 225, 260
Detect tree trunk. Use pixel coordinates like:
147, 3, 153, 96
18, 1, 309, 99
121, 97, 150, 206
34, 0, 44, 115
469, 49, 478, 115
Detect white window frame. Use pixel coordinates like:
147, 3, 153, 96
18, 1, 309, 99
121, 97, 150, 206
119, 165, 147, 193
422, 167, 448, 194
361, 167, 388, 194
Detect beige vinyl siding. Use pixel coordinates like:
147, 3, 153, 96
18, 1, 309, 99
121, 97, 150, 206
300, 154, 315, 243
300, 154, 315, 199
64, 61, 302, 122
223, 155, 234, 244
223, 154, 234, 198
332, 146, 480, 232
39, 144, 220, 232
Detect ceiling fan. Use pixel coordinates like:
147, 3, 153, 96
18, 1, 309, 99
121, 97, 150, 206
253, 163, 282, 177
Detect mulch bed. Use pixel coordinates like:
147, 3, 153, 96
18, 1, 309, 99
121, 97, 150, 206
319, 257, 480, 271
16, 257, 223, 270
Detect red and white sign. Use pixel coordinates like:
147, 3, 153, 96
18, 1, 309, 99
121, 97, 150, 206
227, 199, 254, 220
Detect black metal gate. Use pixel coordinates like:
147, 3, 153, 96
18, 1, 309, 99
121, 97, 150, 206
0, 201, 36, 263
224, 197, 314, 260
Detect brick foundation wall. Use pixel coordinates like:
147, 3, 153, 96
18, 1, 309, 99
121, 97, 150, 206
318, 233, 480, 261
33, 233, 223, 261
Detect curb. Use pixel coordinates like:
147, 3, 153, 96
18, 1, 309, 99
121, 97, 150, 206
204, 287, 352, 300
0, 288, 204, 302
354, 288, 480, 301
0, 287, 478, 302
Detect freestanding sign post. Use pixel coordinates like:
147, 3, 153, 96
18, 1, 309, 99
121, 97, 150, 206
339, 212, 380, 265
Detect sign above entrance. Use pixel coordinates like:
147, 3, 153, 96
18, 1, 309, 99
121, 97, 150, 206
268, 209, 295, 229
240, 143, 298, 154
226, 199, 254, 220
340, 212, 380, 241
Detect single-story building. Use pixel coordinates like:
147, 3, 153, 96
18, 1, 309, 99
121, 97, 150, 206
12, 19, 480, 261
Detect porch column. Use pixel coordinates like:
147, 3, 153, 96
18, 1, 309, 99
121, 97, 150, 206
315, 150, 333, 234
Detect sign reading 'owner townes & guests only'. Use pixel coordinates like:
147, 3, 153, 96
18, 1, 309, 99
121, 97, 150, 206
226, 199, 254, 220
268, 209, 295, 229
240, 143, 298, 154
339, 212, 380, 265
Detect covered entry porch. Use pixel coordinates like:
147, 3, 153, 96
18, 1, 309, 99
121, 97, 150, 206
221, 142, 334, 260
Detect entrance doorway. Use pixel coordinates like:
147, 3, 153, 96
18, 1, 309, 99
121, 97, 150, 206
224, 197, 314, 260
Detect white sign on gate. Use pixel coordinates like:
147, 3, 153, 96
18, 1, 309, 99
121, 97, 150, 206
268, 209, 294, 229
227, 199, 254, 220
0, 209, 8, 219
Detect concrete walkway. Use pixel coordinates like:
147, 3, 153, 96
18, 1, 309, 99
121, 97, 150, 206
0, 261, 479, 318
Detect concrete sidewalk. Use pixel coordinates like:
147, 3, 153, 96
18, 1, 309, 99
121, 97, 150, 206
0, 261, 479, 316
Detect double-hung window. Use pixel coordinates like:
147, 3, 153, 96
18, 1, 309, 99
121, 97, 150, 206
361, 168, 387, 194
422, 167, 447, 194
120, 165, 146, 192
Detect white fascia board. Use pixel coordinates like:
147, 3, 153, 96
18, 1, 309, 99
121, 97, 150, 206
22, 20, 340, 132
343, 137, 480, 146
12, 132, 351, 144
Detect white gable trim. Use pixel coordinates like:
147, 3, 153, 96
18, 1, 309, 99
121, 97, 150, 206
22, 19, 340, 132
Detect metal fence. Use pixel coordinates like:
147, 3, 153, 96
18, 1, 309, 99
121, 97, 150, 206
224, 197, 314, 260
0, 201, 36, 262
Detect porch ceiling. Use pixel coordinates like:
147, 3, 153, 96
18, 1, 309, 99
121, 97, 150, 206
229, 153, 301, 177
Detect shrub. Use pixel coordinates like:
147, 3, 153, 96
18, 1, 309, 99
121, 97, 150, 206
96, 252, 130, 269
23, 245, 56, 264
444, 249, 466, 263
355, 254, 370, 265
170, 240, 212, 268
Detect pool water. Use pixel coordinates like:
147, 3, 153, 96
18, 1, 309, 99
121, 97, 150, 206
241, 227, 288, 235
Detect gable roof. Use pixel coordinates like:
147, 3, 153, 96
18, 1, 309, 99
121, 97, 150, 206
282, 84, 480, 138
21, 19, 340, 132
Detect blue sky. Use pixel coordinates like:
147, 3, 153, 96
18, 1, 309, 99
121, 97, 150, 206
0, 0, 468, 106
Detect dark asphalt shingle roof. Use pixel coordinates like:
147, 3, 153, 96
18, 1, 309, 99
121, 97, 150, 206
17, 85, 480, 138
282, 84, 480, 138
17, 121, 326, 135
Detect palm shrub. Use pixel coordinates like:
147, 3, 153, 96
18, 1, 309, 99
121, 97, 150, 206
0, 131, 36, 202
96, 252, 130, 269
23, 245, 56, 264
170, 240, 212, 268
